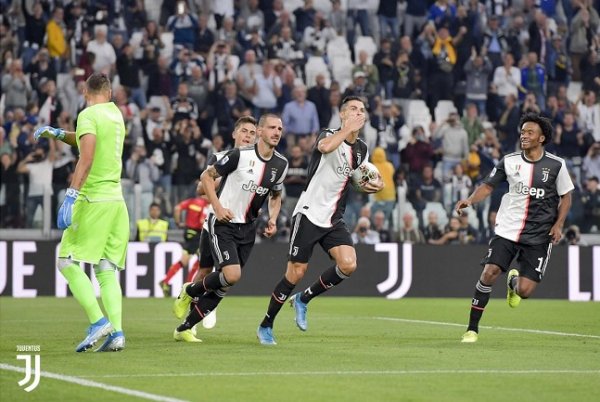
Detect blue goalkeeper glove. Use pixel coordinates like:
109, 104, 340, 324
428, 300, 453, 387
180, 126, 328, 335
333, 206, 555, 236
33, 125, 66, 141
57, 188, 79, 230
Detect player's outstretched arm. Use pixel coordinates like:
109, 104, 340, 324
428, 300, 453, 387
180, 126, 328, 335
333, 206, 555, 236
549, 191, 572, 244
264, 190, 282, 238
455, 183, 493, 216
57, 134, 96, 229
33, 126, 78, 147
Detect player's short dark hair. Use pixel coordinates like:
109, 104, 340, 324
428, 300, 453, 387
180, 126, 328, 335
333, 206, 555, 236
340, 96, 367, 112
234, 116, 257, 131
86, 73, 111, 94
258, 113, 281, 127
519, 112, 553, 145
150, 202, 161, 209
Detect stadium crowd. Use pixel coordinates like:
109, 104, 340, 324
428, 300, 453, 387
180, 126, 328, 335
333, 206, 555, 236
1, 0, 599, 245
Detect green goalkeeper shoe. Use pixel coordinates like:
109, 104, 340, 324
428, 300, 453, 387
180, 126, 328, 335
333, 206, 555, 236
173, 282, 193, 319
173, 329, 202, 343
507, 269, 522, 308
461, 330, 478, 343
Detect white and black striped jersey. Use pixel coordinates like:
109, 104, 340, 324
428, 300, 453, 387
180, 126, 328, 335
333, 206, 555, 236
208, 145, 288, 223
293, 129, 369, 228
484, 151, 574, 245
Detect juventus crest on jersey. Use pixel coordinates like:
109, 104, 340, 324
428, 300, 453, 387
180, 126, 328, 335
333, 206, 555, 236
484, 151, 574, 245
210, 145, 288, 224
293, 129, 369, 228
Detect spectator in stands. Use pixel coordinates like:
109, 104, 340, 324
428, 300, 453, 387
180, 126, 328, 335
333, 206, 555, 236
373, 39, 396, 99
124, 142, 160, 223
373, 210, 393, 243
580, 47, 600, 94
371, 101, 403, 167
398, 212, 425, 244
405, 0, 428, 39
371, 146, 397, 226
0, 129, 20, 227
195, 13, 215, 56
435, 111, 469, 181
464, 48, 493, 117
583, 142, 600, 180
554, 111, 586, 181
428, 216, 461, 245
26, 48, 57, 94
25, 2, 47, 49
480, 210, 497, 244
171, 48, 206, 89
240, 0, 265, 35
46, 6, 68, 71
282, 145, 308, 218
569, 3, 599, 81
140, 20, 164, 68
136, 203, 169, 242
351, 217, 380, 245
352, 50, 379, 97
17, 141, 56, 228
498, 93, 521, 153
321, 89, 342, 130
171, 82, 199, 126
307, 73, 330, 130
237, 49, 262, 107
546, 35, 571, 96
521, 51, 546, 109
377, 0, 400, 40
577, 90, 600, 142
272, 26, 302, 65
482, 14, 508, 70
2, 59, 33, 110
187, 65, 212, 137
146, 56, 173, 106
328, 0, 345, 37
252, 60, 281, 115
410, 164, 443, 223
171, 118, 206, 205
117, 43, 146, 109
449, 163, 472, 207
347, 0, 371, 49
87, 25, 116, 74
215, 81, 246, 147
428, 0, 457, 29
145, 126, 173, 208
423, 211, 443, 241
207, 41, 238, 91
343, 71, 376, 104
166, 2, 198, 49
392, 50, 419, 100
282, 84, 319, 149
401, 125, 434, 183
493, 53, 521, 99
581, 176, 600, 233
38, 79, 63, 127
114, 86, 143, 155
461, 103, 484, 146
457, 213, 478, 244
294, 0, 317, 38
399, 35, 426, 73
302, 11, 336, 57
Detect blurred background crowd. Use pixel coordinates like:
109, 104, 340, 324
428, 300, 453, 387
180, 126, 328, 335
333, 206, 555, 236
1, 0, 599, 245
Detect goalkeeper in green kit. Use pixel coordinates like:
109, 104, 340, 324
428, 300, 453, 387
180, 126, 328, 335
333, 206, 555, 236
34, 73, 129, 352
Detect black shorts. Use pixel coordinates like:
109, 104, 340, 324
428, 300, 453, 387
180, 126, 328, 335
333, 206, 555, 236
198, 229, 215, 269
206, 214, 256, 269
183, 228, 201, 254
288, 214, 353, 263
481, 235, 553, 282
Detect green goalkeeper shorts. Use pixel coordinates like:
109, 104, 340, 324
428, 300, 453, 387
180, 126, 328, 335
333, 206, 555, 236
59, 199, 130, 270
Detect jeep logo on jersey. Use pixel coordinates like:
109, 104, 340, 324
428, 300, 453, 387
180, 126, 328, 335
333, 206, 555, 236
242, 180, 269, 195
337, 162, 352, 177
514, 182, 546, 198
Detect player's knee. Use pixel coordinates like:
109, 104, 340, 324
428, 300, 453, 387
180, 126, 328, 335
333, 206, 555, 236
286, 262, 308, 284
337, 256, 357, 276
57, 257, 77, 271
481, 265, 502, 284
517, 283, 535, 298
94, 259, 117, 273
222, 266, 242, 284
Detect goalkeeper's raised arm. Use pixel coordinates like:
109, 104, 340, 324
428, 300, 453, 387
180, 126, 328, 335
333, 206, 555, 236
34, 125, 78, 147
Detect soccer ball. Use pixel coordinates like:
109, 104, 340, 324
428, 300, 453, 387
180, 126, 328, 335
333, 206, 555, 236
351, 162, 380, 192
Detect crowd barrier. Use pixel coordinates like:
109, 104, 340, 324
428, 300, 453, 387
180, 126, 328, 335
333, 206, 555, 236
0, 241, 598, 301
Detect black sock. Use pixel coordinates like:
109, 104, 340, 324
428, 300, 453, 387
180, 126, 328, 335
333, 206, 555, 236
260, 277, 295, 328
467, 280, 492, 333
186, 271, 230, 298
299, 265, 349, 304
177, 288, 227, 331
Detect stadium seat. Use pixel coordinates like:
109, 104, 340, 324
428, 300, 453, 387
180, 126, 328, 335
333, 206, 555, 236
304, 56, 331, 90
397, 99, 432, 138
567, 81, 582, 104
354, 36, 377, 64
159, 32, 174, 60
434, 100, 457, 124
423, 202, 449, 229
397, 202, 419, 229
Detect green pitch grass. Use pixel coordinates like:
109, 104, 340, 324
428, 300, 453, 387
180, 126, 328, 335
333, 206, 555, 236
1, 297, 599, 402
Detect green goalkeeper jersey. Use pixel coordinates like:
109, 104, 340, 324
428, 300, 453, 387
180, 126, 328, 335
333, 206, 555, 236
75, 102, 125, 202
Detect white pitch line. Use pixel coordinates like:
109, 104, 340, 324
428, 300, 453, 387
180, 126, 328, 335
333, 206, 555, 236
0, 363, 188, 402
374, 317, 600, 339
79, 369, 600, 379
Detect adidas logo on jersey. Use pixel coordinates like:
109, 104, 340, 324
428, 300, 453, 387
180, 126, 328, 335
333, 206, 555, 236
242, 180, 269, 195
514, 182, 546, 198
